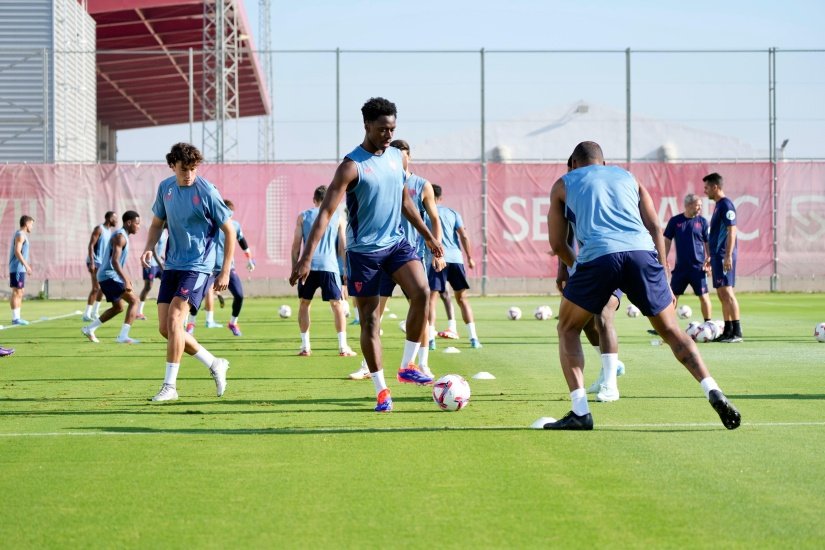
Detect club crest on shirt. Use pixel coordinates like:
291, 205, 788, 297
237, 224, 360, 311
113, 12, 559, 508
193, 194, 201, 206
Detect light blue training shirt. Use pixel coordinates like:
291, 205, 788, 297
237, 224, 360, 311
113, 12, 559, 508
344, 145, 405, 253
303, 207, 341, 274
401, 172, 429, 258
213, 219, 244, 273
8, 230, 29, 273
88, 224, 114, 267
151, 175, 232, 273
97, 227, 129, 283
562, 164, 654, 264
435, 205, 465, 264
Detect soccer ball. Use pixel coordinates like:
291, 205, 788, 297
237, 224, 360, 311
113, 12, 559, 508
534, 305, 553, 320
341, 300, 351, 318
507, 306, 522, 320
432, 374, 471, 411
626, 304, 641, 318
815, 322, 825, 342
677, 305, 693, 319
278, 304, 292, 319
685, 321, 703, 340
713, 319, 725, 334
694, 321, 720, 343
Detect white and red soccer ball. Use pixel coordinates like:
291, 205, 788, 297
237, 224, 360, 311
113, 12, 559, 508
626, 304, 641, 318
815, 322, 825, 342
432, 374, 471, 411
507, 306, 522, 320
677, 305, 693, 319
278, 304, 292, 319
693, 321, 721, 343
534, 305, 553, 320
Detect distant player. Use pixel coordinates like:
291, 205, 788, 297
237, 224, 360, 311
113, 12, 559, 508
427, 184, 482, 349
703, 172, 742, 342
137, 226, 167, 320
543, 141, 740, 430
83, 211, 117, 321
141, 142, 235, 402
290, 97, 444, 412
664, 193, 713, 321
81, 211, 142, 343
8, 215, 34, 326
291, 186, 355, 357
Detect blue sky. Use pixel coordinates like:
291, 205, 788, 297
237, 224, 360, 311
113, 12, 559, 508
115, 0, 825, 161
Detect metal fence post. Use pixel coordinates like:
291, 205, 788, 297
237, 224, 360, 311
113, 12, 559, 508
480, 47, 488, 296
626, 47, 631, 168
189, 47, 194, 144
336, 47, 340, 161
769, 47, 778, 292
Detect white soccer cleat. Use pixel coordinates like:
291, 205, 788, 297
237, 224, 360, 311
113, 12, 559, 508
587, 368, 605, 394
209, 358, 230, 397
205, 320, 223, 328
596, 384, 620, 402
339, 346, 357, 357
115, 336, 139, 344
349, 360, 370, 380
81, 326, 99, 343
151, 383, 178, 402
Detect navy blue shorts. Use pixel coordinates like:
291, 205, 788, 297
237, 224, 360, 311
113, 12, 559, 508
710, 255, 736, 288
299, 270, 342, 301
670, 268, 708, 296
99, 278, 126, 303
9, 272, 25, 289
564, 250, 672, 316
143, 265, 162, 281
428, 262, 470, 293
157, 269, 211, 309
347, 239, 420, 297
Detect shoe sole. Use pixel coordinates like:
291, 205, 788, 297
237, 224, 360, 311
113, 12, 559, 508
396, 374, 434, 386
596, 393, 620, 402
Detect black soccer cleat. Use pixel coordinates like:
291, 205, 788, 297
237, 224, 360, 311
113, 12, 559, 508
544, 411, 594, 431
708, 389, 741, 430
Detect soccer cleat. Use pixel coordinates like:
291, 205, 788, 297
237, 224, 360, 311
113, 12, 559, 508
135, 314, 147, 321
227, 323, 242, 336
11, 318, 29, 326
708, 389, 741, 430
350, 318, 360, 326
438, 330, 459, 340
397, 363, 434, 385
617, 361, 626, 377
115, 336, 140, 344
646, 329, 659, 336
428, 339, 436, 351
151, 383, 178, 402
421, 365, 435, 379
205, 320, 223, 328
374, 388, 393, 412
81, 326, 100, 343
349, 360, 370, 380
596, 384, 620, 402
297, 348, 311, 357
209, 358, 230, 397
216, 293, 225, 308
0, 346, 15, 357
470, 338, 483, 349
185, 322, 195, 335
543, 410, 594, 430
338, 346, 357, 357
81, 314, 94, 322
720, 335, 743, 343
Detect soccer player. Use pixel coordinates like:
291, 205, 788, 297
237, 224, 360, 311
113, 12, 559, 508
664, 193, 713, 322
186, 199, 255, 336
427, 184, 482, 349
83, 211, 117, 321
141, 142, 235, 402
290, 97, 444, 412
81, 211, 142, 344
291, 186, 355, 357
542, 141, 740, 430
703, 173, 743, 343
137, 226, 167, 321
8, 215, 34, 326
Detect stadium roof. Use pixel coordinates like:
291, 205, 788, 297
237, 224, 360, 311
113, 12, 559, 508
86, 0, 269, 130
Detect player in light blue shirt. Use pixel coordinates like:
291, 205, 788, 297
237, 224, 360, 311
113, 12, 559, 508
137, 227, 167, 321
8, 215, 34, 325
83, 211, 117, 322
541, 141, 740, 431
291, 185, 355, 357
81, 211, 141, 344
290, 97, 444, 412
141, 142, 236, 403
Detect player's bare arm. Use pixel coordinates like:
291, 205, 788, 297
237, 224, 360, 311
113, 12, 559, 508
87, 226, 102, 273
548, 178, 575, 268
724, 226, 737, 272
110, 234, 131, 292
638, 183, 668, 267
290, 214, 304, 270
214, 219, 236, 291
402, 187, 443, 258
14, 234, 31, 274
336, 215, 348, 286
456, 226, 475, 269
289, 160, 356, 286
141, 216, 165, 268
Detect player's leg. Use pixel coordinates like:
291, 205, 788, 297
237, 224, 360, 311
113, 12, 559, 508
116, 288, 140, 343
427, 265, 445, 350
438, 285, 458, 337
83, 264, 100, 320
591, 294, 623, 402
391, 251, 435, 385
203, 286, 222, 328
226, 271, 243, 336
324, 273, 354, 356
10, 284, 25, 324
448, 264, 480, 348
297, 273, 319, 355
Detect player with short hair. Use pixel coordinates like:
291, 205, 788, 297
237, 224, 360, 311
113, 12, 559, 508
137, 226, 167, 320
542, 141, 740, 430
290, 97, 444, 412
292, 186, 355, 357
703, 173, 742, 343
427, 184, 482, 349
81, 211, 142, 343
663, 193, 713, 321
141, 142, 235, 402
83, 211, 117, 321
8, 215, 34, 326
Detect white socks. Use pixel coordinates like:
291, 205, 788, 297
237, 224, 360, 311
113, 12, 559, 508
187, 314, 196, 325
118, 323, 131, 340
700, 377, 720, 399
192, 346, 216, 368
93, 301, 102, 316
571, 388, 589, 416
206, 310, 215, 323
230, 316, 239, 324
138, 301, 145, 315
466, 322, 478, 340
11, 308, 20, 321
418, 344, 429, 368
87, 318, 103, 331
400, 340, 420, 368
84, 304, 94, 317
448, 319, 457, 333
337, 331, 347, 350
601, 353, 619, 388
300, 331, 310, 351
371, 369, 387, 394
164, 362, 180, 386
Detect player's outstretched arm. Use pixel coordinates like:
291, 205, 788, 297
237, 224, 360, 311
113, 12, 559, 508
637, 183, 667, 266
548, 178, 575, 268
402, 187, 443, 258
214, 219, 236, 291
141, 216, 165, 268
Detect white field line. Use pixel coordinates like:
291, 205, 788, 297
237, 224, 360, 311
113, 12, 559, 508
0, 421, 823, 437
0, 310, 81, 329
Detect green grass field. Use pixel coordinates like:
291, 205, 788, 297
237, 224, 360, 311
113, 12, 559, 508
1, 293, 823, 548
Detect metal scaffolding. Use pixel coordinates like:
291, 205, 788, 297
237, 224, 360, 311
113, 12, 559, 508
257, 0, 274, 161
202, 0, 240, 162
